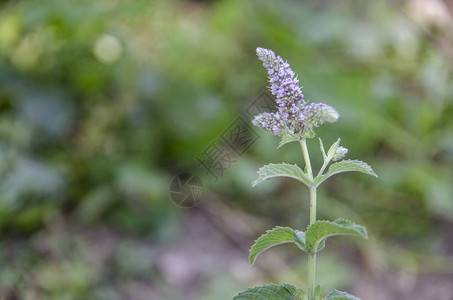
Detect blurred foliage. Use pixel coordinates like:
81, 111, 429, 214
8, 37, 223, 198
0, 0, 453, 299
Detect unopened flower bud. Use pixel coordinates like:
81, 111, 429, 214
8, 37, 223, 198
333, 146, 348, 161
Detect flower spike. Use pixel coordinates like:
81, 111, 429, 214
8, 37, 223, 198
253, 47, 339, 138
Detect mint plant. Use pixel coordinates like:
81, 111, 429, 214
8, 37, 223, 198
233, 48, 378, 300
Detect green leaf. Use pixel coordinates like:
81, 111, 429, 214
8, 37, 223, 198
324, 290, 360, 300
292, 230, 325, 253
314, 285, 322, 300
318, 138, 327, 161
314, 159, 377, 187
233, 284, 307, 300
282, 284, 308, 300
252, 163, 312, 188
325, 138, 341, 162
292, 230, 307, 252
278, 131, 301, 149
249, 227, 295, 266
304, 219, 368, 254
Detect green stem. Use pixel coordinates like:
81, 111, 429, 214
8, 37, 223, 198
309, 187, 317, 226
308, 187, 317, 300
317, 160, 329, 178
300, 139, 313, 178
300, 139, 317, 300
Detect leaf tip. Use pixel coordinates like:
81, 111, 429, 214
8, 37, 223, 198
248, 255, 255, 266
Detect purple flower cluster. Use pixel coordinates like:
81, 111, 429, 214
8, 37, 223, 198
252, 47, 339, 137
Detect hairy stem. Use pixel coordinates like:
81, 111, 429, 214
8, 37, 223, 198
301, 139, 317, 300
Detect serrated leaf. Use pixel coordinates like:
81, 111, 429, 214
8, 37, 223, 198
252, 163, 312, 188
278, 131, 301, 149
304, 219, 368, 254
324, 290, 360, 300
314, 159, 377, 187
249, 227, 295, 266
233, 284, 307, 300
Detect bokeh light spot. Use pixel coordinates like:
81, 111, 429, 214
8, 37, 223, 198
93, 34, 123, 64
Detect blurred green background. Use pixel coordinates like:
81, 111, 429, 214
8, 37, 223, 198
1, 0, 453, 299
